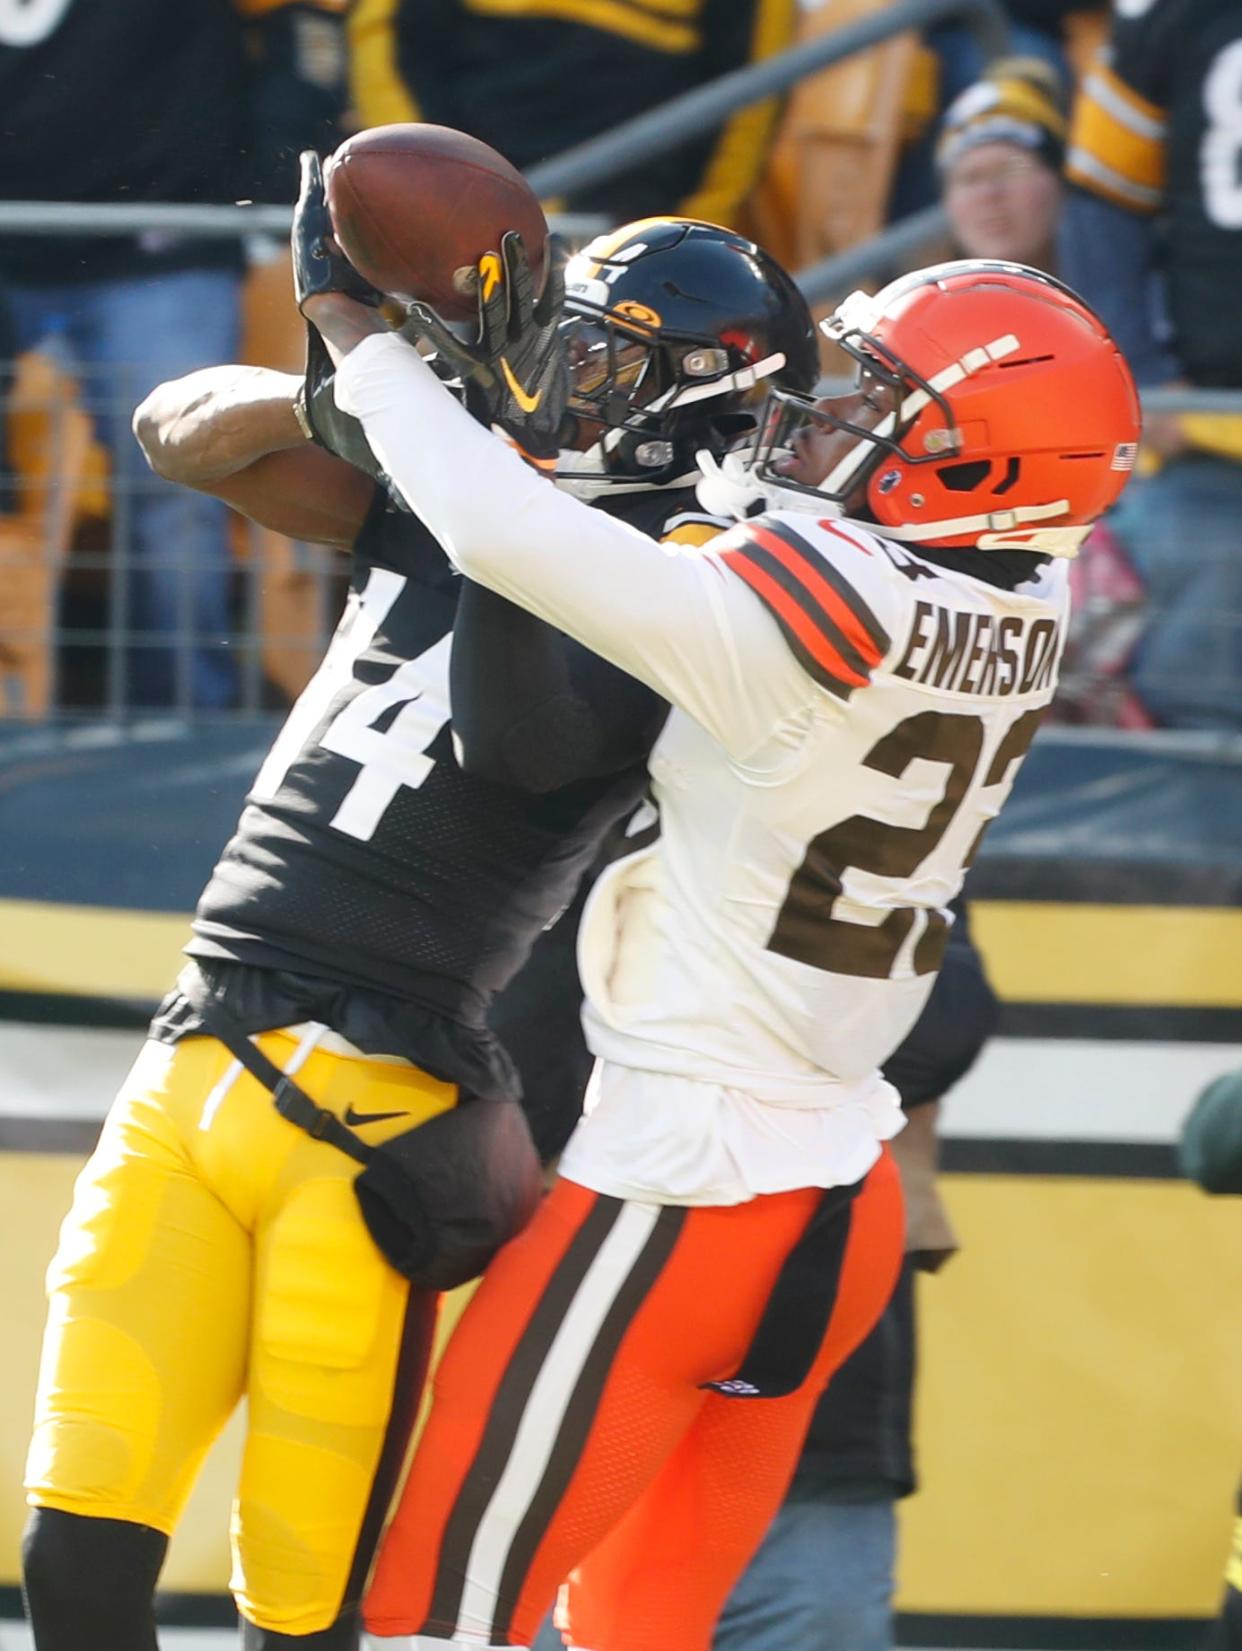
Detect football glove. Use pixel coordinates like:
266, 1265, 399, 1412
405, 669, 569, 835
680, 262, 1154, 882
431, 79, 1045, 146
295, 320, 471, 491
291, 149, 381, 315
293, 320, 387, 481
404, 231, 569, 469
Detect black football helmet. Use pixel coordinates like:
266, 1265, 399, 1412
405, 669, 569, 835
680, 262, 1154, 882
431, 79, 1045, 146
556, 217, 819, 495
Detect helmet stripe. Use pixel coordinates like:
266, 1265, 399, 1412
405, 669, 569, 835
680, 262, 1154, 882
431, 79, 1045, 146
582, 216, 679, 277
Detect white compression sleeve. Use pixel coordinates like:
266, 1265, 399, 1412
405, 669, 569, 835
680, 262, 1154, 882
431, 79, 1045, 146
335, 332, 809, 757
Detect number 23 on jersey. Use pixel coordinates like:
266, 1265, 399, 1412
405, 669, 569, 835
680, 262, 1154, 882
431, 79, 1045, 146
772, 704, 1042, 980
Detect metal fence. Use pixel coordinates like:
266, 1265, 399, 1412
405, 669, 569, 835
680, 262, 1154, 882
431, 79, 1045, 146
1, 0, 1240, 731
4, 343, 1240, 729
1, 349, 333, 719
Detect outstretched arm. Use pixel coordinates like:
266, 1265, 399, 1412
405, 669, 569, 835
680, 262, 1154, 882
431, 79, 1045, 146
133, 363, 374, 546
452, 581, 668, 791
288, 173, 813, 756
322, 323, 810, 758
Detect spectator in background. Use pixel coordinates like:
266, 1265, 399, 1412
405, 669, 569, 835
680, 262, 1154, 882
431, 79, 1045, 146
1178, 1072, 1242, 1651
938, 61, 1149, 726
0, 0, 346, 710
936, 57, 1153, 727
930, 0, 1079, 113
1060, 0, 1242, 732
348, 0, 794, 230
888, 1, 1081, 221
938, 56, 1068, 272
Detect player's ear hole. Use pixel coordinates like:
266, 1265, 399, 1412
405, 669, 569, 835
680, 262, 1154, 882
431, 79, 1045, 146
936, 460, 992, 492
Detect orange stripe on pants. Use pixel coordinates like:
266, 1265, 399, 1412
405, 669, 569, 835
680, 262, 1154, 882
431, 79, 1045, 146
365, 1149, 903, 1650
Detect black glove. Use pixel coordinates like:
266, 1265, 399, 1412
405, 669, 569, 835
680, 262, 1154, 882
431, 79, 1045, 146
404, 231, 569, 466
294, 314, 471, 485
293, 320, 387, 481
291, 149, 381, 314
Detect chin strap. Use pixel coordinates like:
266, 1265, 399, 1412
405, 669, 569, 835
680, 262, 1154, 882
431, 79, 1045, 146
695, 446, 828, 521
695, 448, 1089, 555
555, 463, 700, 500
879, 500, 1090, 556
555, 420, 698, 498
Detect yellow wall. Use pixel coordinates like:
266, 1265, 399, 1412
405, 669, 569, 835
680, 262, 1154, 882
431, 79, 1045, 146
3, 1152, 1238, 1609
903, 1174, 1242, 1614
5, 893, 1241, 1008
0, 898, 189, 999
0, 1153, 245, 1593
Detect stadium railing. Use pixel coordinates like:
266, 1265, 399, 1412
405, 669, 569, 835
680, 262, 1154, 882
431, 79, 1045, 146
524, 0, 1009, 204
5, 332, 1236, 726
2, 0, 1240, 726
0, 0, 1026, 723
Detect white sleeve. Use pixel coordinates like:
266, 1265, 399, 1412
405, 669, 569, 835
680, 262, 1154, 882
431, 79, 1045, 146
335, 331, 812, 758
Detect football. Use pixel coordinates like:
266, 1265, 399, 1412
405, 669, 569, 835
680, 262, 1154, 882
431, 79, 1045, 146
325, 124, 549, 320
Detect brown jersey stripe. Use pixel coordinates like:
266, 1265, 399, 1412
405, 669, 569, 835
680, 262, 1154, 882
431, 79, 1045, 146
724, 540, 876, 686
722, 550, 861, 698
424, 1192, 624, 1634
492, 1203, 688, 1638
752, 520, 892, 662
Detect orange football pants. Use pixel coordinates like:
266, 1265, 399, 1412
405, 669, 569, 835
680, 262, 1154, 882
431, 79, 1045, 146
365, 1149, 903, 1651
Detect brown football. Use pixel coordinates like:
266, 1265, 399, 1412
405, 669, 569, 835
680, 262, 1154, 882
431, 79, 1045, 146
325, 124, 548, 320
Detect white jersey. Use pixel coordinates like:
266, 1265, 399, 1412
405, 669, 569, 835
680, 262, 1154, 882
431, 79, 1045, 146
337, 334, 1068, 1203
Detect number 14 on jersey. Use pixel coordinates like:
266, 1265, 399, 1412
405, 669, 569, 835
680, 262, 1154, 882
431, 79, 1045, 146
252, 569, 452, 842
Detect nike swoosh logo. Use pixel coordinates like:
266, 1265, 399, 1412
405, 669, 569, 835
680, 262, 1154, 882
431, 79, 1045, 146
478, 252, 502, 300
344, 1106, 407, 1126
500, 357, 542, 413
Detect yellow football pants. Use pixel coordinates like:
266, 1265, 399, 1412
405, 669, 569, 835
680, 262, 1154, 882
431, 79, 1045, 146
25, 1026, 456, 1635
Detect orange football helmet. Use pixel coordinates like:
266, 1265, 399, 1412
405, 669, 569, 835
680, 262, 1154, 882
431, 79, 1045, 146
756, 260, 1141, 555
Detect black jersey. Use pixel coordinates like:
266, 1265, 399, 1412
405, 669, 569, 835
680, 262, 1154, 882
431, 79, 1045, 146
1067, 0, 1242, 385
374, 0, 791, 228
0, 0, 341, 285
178, 488, 665, 1096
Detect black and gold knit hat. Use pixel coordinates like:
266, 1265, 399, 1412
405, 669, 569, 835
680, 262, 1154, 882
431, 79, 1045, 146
937, 56, 1069, 176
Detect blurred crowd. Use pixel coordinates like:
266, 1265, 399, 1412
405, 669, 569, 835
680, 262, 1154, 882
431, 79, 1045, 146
1, 6, 1239, 1648
0, 0, 1239, 731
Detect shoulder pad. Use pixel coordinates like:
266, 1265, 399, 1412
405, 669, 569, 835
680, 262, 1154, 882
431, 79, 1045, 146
661, 510, 729, 547
715, 513, 895, 699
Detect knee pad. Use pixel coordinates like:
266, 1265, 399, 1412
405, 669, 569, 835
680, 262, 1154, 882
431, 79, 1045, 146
241, 1607, 360, 1650
23, 1507, 166, 1651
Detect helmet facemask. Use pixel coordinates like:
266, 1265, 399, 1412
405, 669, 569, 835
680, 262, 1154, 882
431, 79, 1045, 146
737, 270, 1122, 557
552, 218, 819, 498
706, 263, 1140, 552
558, 305, 787, 492
752, 311, 964, 514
